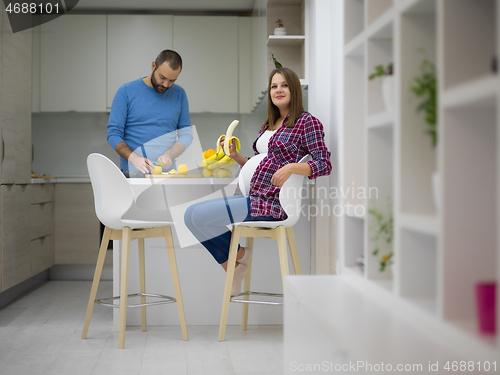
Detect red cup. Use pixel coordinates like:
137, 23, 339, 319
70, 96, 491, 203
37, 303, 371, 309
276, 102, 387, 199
475, 282, 496, 334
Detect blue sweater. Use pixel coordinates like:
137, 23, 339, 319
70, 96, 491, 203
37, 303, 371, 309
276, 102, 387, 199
107, 78, 193, 171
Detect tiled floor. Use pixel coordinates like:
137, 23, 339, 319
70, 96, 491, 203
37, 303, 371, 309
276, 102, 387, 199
0, 281, 283, 375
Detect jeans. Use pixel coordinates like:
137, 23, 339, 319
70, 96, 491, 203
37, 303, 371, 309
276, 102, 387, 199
184, 195, 281, 264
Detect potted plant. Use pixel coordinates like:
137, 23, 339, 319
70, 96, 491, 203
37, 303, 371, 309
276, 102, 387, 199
368, 197, 393, 273
369, 63, 394, 112
409, 59, 438, 209
274, 18, 286, 36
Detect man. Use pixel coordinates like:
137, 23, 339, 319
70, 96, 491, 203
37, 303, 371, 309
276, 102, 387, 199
107, 50, 193, 177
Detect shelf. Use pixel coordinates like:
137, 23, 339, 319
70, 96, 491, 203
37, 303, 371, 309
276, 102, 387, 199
448, 318, 498, 351
398, 0, 436, 15
267, 35, 305, 46
399, 213, 438, 235
365, 6, 394, 40
441, 0, 497, 89
344, 32, 365, 57
367, 111, 394, 129
345, 204, 366, 218
366, 0, 393, 27
344, 0, 365, 44
441, 75, 499, 109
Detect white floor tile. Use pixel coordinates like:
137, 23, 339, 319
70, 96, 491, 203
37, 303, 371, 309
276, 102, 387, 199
0, 281, 284, 375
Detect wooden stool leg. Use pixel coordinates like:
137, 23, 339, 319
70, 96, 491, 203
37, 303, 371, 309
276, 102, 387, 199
82, 227, 112, 339
118, 227, 132, 349
218, 226, 242, 342
163, 226, 189, 341
138, 238, 147, 332
241, 237, 254, 330
277, 226, 290, 287
286, 227, 302, 275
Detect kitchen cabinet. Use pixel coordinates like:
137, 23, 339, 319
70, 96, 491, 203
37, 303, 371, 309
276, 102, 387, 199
54, 184, 103, 265
173, 16, 239, 113
30, 184, 55, 275
1, 8, 32, 184
106, 15, 174, 109
40, 15, 107, 112
1, 185, 31, 291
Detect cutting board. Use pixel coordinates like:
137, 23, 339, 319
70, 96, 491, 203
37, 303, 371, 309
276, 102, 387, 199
32, 175, 56, 179
146, 174, 202, 178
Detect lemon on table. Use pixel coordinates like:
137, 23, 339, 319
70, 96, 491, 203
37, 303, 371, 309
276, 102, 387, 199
178, 164, 188, 175
202, 168, 212, 177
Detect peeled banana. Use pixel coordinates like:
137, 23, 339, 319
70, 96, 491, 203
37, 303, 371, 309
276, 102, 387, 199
222, 120, 239, 156
200, 120, 242, 177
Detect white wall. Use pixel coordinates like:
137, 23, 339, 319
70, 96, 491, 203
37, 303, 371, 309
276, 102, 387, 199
306, 0, 344, 274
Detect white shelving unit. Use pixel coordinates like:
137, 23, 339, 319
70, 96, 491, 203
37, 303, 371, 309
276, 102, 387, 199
266, 0, 308, 85
341, 0, 499, 360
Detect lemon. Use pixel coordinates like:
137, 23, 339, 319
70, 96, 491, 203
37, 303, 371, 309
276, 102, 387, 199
202, 168, 212, 177
178, 164, 188, 175
152, 166, 162, 175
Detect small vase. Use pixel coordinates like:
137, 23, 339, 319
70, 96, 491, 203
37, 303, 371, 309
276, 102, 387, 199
381, 75, 394, 112
274, 27, 286, 36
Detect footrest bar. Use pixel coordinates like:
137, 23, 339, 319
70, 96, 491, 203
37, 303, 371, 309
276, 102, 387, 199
230, 291, 283, 306
95, 293, 176, 308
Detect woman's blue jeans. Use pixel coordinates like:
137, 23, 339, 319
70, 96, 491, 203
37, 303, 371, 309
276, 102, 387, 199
184, 195, 281, 264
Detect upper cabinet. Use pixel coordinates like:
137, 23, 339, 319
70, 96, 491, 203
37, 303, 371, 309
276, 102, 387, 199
106, 15, 173, 110
34, 14, 248, 114
173, 16, 239, 113
40, 15, 107, 112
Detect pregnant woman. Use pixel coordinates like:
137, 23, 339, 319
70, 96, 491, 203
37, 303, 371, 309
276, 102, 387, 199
184, 68, 332, 295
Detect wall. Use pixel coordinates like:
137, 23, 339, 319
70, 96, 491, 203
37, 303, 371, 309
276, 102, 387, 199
31, 111, 258, 177
306, 0, 344, 274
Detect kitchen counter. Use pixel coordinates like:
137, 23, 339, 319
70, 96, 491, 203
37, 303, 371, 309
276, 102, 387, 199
31, 176, 91, 184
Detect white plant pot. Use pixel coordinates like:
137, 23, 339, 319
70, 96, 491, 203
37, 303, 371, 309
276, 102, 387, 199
274, 27, 287, 36
381, 75, 394, 112
432, 171, 440, 211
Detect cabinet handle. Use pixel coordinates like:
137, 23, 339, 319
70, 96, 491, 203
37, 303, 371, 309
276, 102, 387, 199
31, 234, 51, 241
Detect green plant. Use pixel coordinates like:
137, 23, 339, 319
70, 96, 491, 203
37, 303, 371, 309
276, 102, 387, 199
410, 59, 437, 147
368, 197, 393, 272
368, 63, 393, 80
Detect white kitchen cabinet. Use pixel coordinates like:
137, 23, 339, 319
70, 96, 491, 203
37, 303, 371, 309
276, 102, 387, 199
106, 15, 174, 109
40, 15, 106, 112
173, 16, 239, 113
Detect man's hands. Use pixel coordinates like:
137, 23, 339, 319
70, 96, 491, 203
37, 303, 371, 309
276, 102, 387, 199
128, 152, 155, 174
157, 154, 173, 170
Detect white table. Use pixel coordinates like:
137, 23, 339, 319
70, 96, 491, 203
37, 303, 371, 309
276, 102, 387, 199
112, 176, 313, 328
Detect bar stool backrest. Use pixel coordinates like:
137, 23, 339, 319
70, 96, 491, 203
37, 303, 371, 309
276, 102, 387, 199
87, 153, 135, 230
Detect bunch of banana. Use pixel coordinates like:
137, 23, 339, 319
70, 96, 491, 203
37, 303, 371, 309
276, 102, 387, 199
201, 120, 241, 177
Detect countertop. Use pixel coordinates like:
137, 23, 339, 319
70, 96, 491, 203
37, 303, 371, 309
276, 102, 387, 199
31, 176, 91, 184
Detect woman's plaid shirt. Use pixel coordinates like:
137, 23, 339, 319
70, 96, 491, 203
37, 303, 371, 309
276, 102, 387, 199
248, 112, 332, 219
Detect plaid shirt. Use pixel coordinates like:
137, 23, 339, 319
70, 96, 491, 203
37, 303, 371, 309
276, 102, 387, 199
248, 112, 332, 219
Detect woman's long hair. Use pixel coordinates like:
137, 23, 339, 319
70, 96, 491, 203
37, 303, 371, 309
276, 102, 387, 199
263, 67, 305, 131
